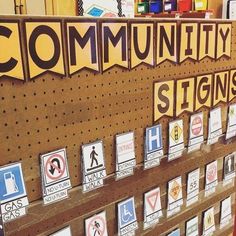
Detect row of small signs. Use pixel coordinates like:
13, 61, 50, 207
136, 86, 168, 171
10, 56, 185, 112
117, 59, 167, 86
154, 69, 236, 121
0, 148, 235, 227
0, 19, 231, 80
49, 194, 233, 236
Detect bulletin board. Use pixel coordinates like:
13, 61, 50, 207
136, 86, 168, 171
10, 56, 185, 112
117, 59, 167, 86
0, 16, 235, 236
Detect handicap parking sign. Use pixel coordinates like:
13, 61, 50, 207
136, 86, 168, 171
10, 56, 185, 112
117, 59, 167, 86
0, 163, 27, 204
118, 197, 137, 228
145, 125, 162, 153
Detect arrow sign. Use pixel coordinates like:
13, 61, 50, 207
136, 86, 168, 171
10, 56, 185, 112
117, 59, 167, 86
49, 158, 61, 175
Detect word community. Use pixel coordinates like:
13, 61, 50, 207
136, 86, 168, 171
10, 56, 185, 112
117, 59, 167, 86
0, 19, 231, 80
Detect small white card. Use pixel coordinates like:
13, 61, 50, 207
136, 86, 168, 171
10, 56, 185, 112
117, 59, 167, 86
168, 120, 185, 161
220, 196, 232, 229
203, 207, 216, 236
226, 104, 236, 139
187, 169, 200, 206
223, 153, 235, 186
186, 216, 199, 236
205, 161, 218, 197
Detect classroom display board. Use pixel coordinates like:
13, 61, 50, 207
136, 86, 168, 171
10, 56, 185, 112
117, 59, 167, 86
0, 16, 236, 236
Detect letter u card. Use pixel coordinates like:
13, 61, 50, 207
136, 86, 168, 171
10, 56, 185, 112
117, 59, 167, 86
82, 141, 106, 193
207, 107, 222, 145
40, 148, 71, 205
226, 104, 236, 139
203, 207, 215, 236
144, 124, 163, 170
167, 176, 183, 217
220, 196, 232, 229
116, 132, 136, 180
205, 161, 218, 197
168, 119, 185, 161
143, 187, 162, 229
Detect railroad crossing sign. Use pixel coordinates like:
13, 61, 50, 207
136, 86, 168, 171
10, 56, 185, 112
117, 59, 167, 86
41, 149, 69, 186
85, 211, 108, 236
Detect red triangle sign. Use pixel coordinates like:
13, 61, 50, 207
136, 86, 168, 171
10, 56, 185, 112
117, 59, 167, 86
147, 191, 159, 211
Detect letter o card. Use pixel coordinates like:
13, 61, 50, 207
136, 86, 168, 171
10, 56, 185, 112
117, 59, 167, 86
82, 141, 106, 193
40, 149, 71, 205
220, 196, 232, 229
203, 207, 215, 236
167, 176, 183, 217
223, 153, 235, 186
85, 211, 108, 236
205, 161, 218, 197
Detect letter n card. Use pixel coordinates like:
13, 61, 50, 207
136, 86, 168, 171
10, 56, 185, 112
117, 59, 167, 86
205, 161, 218, 197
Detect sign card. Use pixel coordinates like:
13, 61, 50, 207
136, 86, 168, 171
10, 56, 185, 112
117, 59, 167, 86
186, 169, 200, 206
0, 163, 29, 222
167, 176, 183, 217
203, 207, 216, 236
143, 187, 162, 230
207, 107, 222, 145
118, 197, 138, 236
144, 124, 163, 170
40, 148, 71, 205
226, 104, 236, 139
168, 120, 185, 161
0, 205, 4, 236
220, 196, 232, 229
85, 211, 108, 236
50, 226, 72, 236
188, 113, 204, 152
167, 228, 180, 236
116, 132, 136, 180
223, 153, 235, 186
82, 141, 106, 192
186, 216, 199, 236
205, 161, 218, 197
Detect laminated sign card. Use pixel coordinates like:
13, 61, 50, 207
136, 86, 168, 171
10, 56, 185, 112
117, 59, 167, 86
207, 107, 222, 145
186, 216, 199, 236
203, 207, 216, 236
116, 132, 136, 180
82, 141, 106, 192
144, 124, 163, 169
143, 187, 162, 229
118, 197, 138, 236
223, 153, 235, 186
167, 176, 183, 217
226, 104, 236, 139
205, 161, 218, 197
186, 168, 200, 206
188, 112, 204, 152
220, 196, 232, 229
85, 211, 108, 236
168, 120, 185, 161
0, 163, 29, 222
50, 226, 72, 236
40, 149, 71, 205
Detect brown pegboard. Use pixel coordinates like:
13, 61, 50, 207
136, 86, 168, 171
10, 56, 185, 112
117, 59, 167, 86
0, 17, 236, 236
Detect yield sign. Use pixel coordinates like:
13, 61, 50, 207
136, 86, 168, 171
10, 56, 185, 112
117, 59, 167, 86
147, 191, 159, 211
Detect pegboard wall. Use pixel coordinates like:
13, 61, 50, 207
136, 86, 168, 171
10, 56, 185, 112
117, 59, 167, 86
0, 17, 236, 236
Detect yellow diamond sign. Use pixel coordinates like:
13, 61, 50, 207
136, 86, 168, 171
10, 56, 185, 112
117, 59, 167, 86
171, 123, 183, 143
170, 180, 180, 200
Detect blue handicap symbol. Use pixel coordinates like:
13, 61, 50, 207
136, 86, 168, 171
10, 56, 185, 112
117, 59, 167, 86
146, 125, 162, 153
168, 229, 180, 236
0, 163, 26, 203
88, 7, 104, 17
119, 198, 136, 228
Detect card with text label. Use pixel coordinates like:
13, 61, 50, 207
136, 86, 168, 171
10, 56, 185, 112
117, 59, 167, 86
205, 161, 218, 197
226, 104, 236, 139
187, 169, 200, 206
203, 207, 215, 236
220, 196, 232, 229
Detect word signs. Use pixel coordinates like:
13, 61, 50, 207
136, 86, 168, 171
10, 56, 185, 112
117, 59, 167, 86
226, 104, 236, 139
186, 216, 199, 236
82, 141, 106, 192
0, 163, 29, 222
205, 161, 218, 197
203, 207, 215, 236
168, 120, 185, 161
50, 226, 72, 236
143, 187, 162, 230
85, 211, 108, 236
0, 206, 4, 236
220, 196, 232, 229
167, 176, 183, 217
207, 107, 222, 145
223, 153, 235, 186
186, 169, 200, 207
118, 197, 138, 236
40, 149, 71, 205
188, 113, 204, 152
144, 125, 163, 169
116, 132, 136, 180
167, 228, 180, 236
